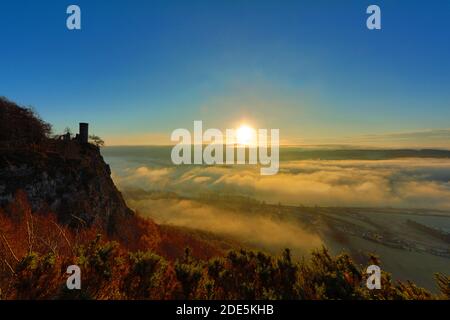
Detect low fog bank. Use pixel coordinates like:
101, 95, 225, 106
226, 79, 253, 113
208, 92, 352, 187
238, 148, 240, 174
111, 158, 450, 210
124, 194, 323, 255
105, 155, 450, 291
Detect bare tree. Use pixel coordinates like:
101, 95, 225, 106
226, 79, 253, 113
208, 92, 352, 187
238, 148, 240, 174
89, 134, 105, 147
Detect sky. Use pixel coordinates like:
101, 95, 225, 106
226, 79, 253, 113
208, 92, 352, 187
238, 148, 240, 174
0, 0, 449, 146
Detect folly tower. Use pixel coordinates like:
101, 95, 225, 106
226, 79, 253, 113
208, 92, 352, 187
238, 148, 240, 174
79, 123, 89, 144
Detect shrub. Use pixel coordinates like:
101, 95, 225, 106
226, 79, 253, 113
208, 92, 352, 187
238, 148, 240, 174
0, 97, 52, 146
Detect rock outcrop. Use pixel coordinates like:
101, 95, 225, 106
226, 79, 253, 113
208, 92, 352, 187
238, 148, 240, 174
0, 97, 133, 232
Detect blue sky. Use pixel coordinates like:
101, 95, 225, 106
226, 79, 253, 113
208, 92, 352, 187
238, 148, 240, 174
1, 0, 449, 146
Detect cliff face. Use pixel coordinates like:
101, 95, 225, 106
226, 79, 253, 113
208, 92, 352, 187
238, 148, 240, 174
0, 141, 133, 232
0, 97, 133, 232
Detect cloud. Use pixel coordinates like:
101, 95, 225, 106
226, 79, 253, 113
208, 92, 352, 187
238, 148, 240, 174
114, 158, 450, 209
125, 197, 323, 255
111, 157, 450, 255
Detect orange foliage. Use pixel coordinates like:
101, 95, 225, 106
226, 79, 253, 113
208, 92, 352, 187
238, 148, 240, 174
110, 213, 161, 252
157, 225, 225, 261
0, 191, 226, 299
3, 191, 440, 300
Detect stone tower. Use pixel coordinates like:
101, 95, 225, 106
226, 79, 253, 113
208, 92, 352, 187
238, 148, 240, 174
79, 123, 89, 144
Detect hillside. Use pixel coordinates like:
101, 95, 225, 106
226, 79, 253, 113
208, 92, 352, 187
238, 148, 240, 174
0, 97, 448, 300
0, 97, 231, 260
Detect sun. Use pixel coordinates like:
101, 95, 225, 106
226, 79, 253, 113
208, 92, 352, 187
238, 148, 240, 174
236, 125, 256, 146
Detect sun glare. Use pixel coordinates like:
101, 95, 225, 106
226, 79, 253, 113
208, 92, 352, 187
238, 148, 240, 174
236, 125, 255, 146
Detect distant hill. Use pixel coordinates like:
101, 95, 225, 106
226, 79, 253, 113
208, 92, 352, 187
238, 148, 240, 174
280, 148, 450, 161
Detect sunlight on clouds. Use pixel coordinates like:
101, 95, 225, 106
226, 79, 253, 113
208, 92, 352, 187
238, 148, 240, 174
110, 157, 450, 257
113, 158, 450, 209
126, 197, 323, 255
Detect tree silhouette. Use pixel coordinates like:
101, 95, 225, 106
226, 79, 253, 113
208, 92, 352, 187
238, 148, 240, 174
89, 135, 105, 147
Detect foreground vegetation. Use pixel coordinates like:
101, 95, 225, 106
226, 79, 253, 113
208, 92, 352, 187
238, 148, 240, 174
0, 192, 448, 300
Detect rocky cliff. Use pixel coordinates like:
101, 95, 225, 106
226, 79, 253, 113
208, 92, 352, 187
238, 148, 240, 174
0, 98, 133, 232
